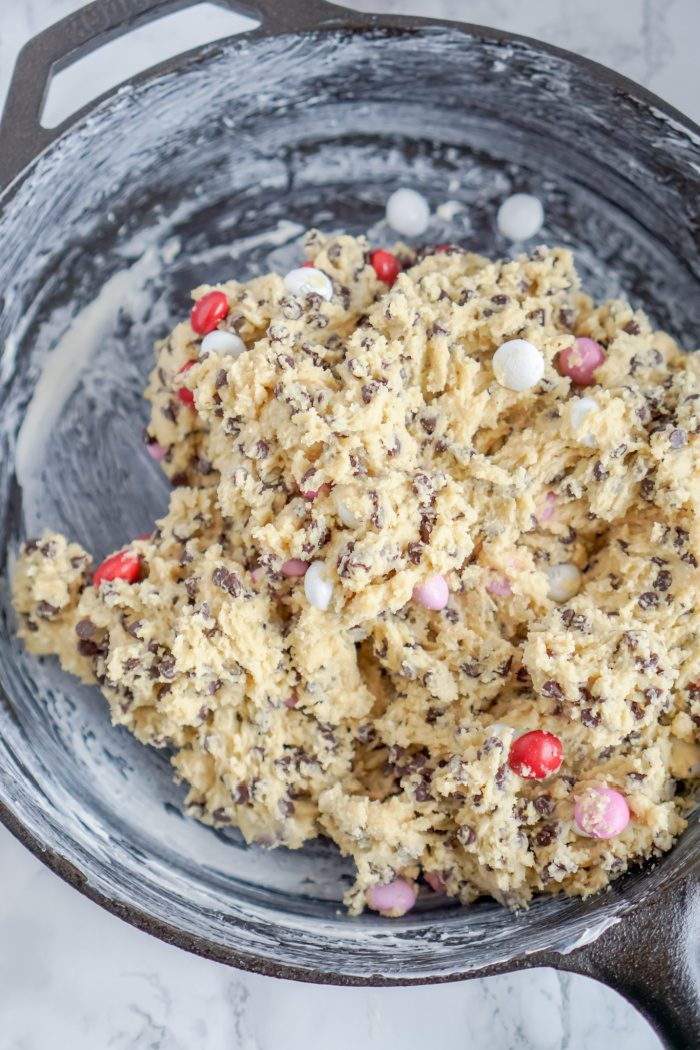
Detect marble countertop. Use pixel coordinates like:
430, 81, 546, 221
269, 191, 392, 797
1, 1, 697, 1047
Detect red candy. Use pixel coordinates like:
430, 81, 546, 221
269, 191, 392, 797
370, 249, 401, 286
508, 730, 563, 779
190, 290, 229, 335
93, 548, 141, 587
557, 337, 605, 386
300, 261, 314, 268
176, 360, 196, 407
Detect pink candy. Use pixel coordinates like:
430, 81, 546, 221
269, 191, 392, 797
284, 691, 298, 709
538, 492, 558, 523
424, 871, 446, 893
303, 482, 332, 502
146, 441, 166, 461
574, 787, 630, 839
250, 566, 264, 584
281, 559, 309, 578
486, 574, 512, 597
557, 337, 605, 386
367, 878, 417, 917
412, 574, 449, 611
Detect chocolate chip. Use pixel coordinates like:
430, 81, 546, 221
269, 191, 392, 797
23, 539, 39, 553
638, 591, 659, 611
278, 799, 295, 818
75, 619, 96, 639
407, 542, 423, 565
212, 566, 242, 597
457, 825, 476, 847
40, 541, 57, 559
77, 639, 99, 657
356, 723, 376, 743
640, 477, 655, 500
534, 795, 554, 815
158, 655, 176, 679
623, 320, 641, 335
653, 570, 672, 592
630, 700, 645, 721
580, 709, 601, 728
419, 514, 435, 544
535, 823, 557, 847
592, 461, 609, 482
541, 680, 564, 699
234, 782, 250, 804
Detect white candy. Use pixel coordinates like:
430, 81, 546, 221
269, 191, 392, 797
497, 193, 544, 241
200, 330, 246, 358
283, 267, 333, 301
547, 562, 582, 603
385, 188, 430, 237
570, 396, 600, 447
304, 561, 334, 610
492, 339, 545, 392
337, 496, 359, 528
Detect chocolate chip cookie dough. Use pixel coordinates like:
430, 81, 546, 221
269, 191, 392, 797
14, 231, 700, 916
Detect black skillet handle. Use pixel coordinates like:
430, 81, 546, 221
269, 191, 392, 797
549, 874, 700, 1049
0, 0, 360, 190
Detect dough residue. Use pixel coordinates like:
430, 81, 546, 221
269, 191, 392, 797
13, 232, 700, 913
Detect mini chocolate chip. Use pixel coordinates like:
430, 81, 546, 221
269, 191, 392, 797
669, 429, 687, 448
77, 639, 99, 657
541, 680, 564, 699
638, 591, 659, 611
75, 619, 96, 639
630, 700, 645, 721
534, 795, 554, 815
535, 823, 557, 847
653, 570, 672, 592
580, 709, 601, 728
623, 320, 641, 335
457, 825, 476, 846
407, 542, 423, 564
419, 514, 435, 544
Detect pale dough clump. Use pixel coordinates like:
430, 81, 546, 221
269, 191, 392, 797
14, 232, 700, 913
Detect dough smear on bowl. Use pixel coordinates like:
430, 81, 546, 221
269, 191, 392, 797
14, 232, 700, 915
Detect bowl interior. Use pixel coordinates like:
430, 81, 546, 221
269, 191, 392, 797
0, 22, 699, 981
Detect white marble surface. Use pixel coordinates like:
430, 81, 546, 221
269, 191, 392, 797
2, 1, 698, 1046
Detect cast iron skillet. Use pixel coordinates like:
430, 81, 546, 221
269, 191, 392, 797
0, 1, 699, 1046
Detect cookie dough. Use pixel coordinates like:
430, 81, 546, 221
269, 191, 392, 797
14, 232, 700, 914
